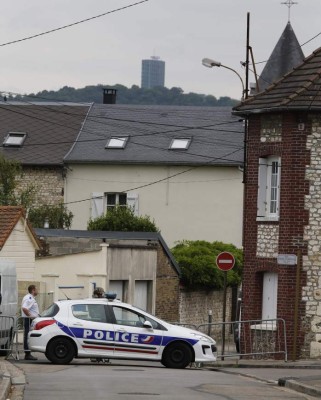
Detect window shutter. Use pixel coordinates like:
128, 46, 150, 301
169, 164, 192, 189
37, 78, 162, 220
91, 192, 104, 219
257, 158, 267, 217
127, 192, 139, 216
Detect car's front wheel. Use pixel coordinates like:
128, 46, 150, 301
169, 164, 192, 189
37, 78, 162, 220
161, 342, 193, 369
46, 337, 75, 364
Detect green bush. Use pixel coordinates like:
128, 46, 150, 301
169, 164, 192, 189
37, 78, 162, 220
28, 203, 73, 229
88, 206, 159, 232
171, 240, 243, 289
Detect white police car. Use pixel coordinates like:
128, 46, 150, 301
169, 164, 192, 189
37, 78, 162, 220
28, 297, 217, 368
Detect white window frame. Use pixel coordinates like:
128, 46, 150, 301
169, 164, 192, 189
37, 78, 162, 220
91, 191, 139, 219
3, 132, 27, 147
106, 193, 127, 210
169, 138, 191, 150
105, 136, 129, 149
257, 156, 281, 221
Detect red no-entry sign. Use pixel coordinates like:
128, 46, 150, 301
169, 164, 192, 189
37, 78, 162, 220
216, 252, 235, 271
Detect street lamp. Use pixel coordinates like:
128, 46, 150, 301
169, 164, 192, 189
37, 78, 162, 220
202, 58, 245, 100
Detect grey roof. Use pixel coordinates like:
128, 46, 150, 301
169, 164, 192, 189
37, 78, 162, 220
35, 228, 180, 276
234, 46, 321, 115
255, 22, 304, 93
65, 105, 244, 166
0, 102, 90, 166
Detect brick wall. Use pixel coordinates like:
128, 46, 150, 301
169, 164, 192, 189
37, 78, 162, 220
243, 112, 309, 358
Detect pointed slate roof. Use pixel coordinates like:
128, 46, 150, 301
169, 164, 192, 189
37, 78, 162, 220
233, 46, 321, 115
256, 22, 304, 93
0, 206, 40, 250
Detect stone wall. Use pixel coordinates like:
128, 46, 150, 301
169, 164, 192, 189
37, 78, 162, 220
155, 246, 180, 322
179, 287, 233, 327
303, 115, 321, 358
256, 225, 279, 258
17, 166, 64, 206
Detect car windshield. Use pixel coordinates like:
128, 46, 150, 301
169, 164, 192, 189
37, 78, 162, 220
40, 303, 59, 317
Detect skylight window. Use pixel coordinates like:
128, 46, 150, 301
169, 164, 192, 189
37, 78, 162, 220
169, 138, 191, 150
106, 136, 129, 149
3, 132, 27, 147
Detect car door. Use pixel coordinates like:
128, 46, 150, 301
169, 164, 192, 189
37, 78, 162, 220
109, 304, 165, 360
68, 303, 115, 357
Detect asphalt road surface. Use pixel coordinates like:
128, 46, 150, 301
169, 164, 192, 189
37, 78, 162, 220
12, 355, 313, 400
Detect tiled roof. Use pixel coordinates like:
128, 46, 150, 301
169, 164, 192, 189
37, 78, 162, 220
0, 206, 40, 250
0, 206, 24, 248
234, 46, 321, 115
0, 102, 90, 166
65, 105, 244, 166
255, 22, 304, 93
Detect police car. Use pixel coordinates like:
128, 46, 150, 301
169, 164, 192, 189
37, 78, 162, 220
28, 296, 217, 368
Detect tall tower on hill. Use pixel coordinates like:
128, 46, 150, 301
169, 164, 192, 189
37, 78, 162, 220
141, 56, 165, 89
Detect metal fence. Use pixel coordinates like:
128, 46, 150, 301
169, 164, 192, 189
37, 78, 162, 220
197, 318, 287, 361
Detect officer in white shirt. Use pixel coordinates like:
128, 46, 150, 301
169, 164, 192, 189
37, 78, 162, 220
21, 284, 39, 360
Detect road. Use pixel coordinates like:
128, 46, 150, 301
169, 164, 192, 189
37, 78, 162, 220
10, 355, 314, 400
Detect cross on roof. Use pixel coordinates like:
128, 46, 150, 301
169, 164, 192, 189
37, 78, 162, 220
281, 0, 298, 21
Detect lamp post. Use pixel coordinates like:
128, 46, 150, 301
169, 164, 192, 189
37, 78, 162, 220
202, 58, 245, 100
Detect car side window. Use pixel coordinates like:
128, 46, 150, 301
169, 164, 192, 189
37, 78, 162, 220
72, 304, 107, 323
112, 306, 164, 330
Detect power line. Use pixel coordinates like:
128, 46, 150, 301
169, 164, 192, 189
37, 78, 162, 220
0, 1, 149, 47
64, 147, 243, 206
0, 100, 244, 151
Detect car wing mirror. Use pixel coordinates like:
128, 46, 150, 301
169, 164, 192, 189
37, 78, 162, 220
143, 320, 153, 329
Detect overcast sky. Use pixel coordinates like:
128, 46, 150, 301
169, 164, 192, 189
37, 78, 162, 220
0, 0, 320, 100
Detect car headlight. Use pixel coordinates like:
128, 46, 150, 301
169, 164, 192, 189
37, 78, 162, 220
191, 333, 215, 344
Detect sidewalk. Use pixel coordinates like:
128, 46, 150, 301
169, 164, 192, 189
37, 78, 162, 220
1, 357, 321, 399
213, 358, 321, 398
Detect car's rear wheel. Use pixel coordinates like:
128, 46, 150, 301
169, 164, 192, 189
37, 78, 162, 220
161, 342, 193, 369
46, 337, 75, 364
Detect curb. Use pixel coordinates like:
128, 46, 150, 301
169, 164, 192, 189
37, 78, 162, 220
279, 378, 321, 398
0, 360, 26, 400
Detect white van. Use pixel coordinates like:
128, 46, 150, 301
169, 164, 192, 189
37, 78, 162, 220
0, 259, 18, 352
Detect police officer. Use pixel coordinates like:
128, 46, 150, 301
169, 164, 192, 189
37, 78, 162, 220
21, 284, 39, 360
92, 287, 105, 298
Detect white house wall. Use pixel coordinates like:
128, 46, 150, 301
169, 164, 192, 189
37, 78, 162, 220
35, 250, 104, 301
65, 164, 243, 247
1, 219, 37, 280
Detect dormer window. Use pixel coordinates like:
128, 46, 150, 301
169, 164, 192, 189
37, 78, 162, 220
106, 136, 129, 149
3, 132, 27, 147
169, 138, 191, 150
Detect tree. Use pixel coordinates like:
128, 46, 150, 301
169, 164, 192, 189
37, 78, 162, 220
12, 84, 239, 106
171, 240, 243, 289
0, 154, 36, 207
88, 205, 159, 232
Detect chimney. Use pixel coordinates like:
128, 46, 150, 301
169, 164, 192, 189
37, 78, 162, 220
103, 88, 117, 104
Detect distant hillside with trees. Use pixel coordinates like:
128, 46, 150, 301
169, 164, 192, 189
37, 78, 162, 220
11, 84, 239, 107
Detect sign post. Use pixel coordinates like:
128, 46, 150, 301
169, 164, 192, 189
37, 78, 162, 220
216, 252, 235, 360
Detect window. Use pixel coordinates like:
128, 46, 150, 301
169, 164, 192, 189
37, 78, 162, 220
72, 304, 107, 323
257, 156, 281, 220
91, 192, 139, 219
169, 138, 191, 150
105, 136, 128, 149
107, 193, 127, 211
3, 132, 27, 147
111, 306, 165, 330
